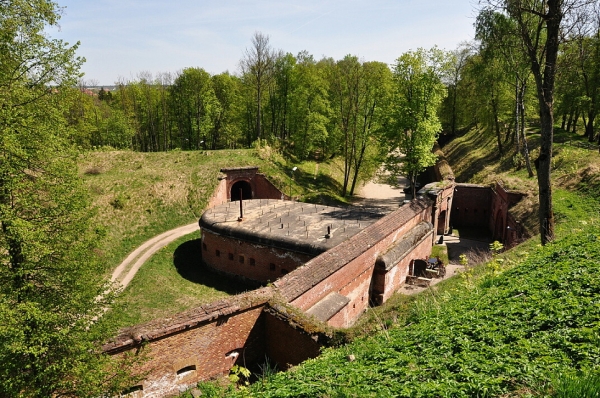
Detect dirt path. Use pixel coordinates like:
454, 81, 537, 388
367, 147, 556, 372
355, 170, 409, 209
110, 222, 199, 290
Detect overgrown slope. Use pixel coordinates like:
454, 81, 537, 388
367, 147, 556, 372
191, 128, 600, 397
237, 228, 600, 397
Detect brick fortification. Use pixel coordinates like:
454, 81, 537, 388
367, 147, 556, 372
106, 195, 447, 396
106, 154, 527, 396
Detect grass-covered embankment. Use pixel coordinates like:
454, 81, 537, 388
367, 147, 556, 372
236, 226, 600, 397
189, 127, 600, 397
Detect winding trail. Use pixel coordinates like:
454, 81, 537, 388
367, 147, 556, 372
110, 223, 199, 290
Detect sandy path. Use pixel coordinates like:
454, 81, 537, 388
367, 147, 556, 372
110, 222, 199, 290
355, 170, 409, 209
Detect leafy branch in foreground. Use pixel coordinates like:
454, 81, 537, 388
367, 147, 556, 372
0, 1, 136, 396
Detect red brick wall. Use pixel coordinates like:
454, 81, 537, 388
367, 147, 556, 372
219, 168, 285, 201
105, 290, 333, 397
276, 198, 434, 327
264, 311, 323, 368
108, 304, 267, 397
254, 173, 287, 200
201, 229, 314, 284
379, 235, 433, 303
207, 178, 228, 209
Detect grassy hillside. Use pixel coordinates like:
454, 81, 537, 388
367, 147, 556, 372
189, 128, 600, 397
79, 147, 352, 274
443, 127, 600, 237
80, 147, 357, 327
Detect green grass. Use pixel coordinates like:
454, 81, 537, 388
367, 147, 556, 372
430, 244, 449, 265
80, 147, 359, 276
104, 232, 250, 328
84, 147, 367, 328
193, 224, 600, 398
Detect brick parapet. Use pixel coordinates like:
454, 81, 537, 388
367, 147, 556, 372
274, 197, 433, 308
103, 288, 274, 354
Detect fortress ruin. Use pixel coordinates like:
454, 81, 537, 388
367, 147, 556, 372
104, 157, 527, 397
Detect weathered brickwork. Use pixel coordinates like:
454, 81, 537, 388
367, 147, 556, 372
107, 160, 502, 396
451, 183, 492, 228
372, 222, 434, 304
201, 229, 314, 284
105, 290, 271, 397
264, 309, 324, 368
276, 198, 435, 327
105, 289, 332, 397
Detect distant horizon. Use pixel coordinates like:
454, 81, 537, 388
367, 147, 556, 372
50, 0, 477, 86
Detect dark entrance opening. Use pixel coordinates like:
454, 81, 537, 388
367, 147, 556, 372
437, 210, 447, 234
231, 180, 252, 201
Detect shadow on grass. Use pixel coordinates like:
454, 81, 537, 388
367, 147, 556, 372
173, 239, 248, 295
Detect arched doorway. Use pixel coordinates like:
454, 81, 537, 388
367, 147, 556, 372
231, 180, 252, 201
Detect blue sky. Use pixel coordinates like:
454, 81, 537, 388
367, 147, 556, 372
50, 0, 478, 85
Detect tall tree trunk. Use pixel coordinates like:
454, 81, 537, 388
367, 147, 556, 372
514, 76, 520, 152
566, 108, 574, 131
491, 92, 503, 154
586, 110, 596, 142
572, 108, 579, 134
519, 82, 534, 177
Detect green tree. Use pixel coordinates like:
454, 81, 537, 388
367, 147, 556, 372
476, 9, 535, 176
0, 1, 132, 395
387, 48, 448, 198
486, 0, 594, 244
170, 67, 218, 150
240, 31, 277, 145
328, 56, 391, 196
211, 72, 244, 149
287, 51, 332, 159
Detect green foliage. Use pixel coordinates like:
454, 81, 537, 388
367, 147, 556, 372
170, 67, 219, 150
431, 245, 449, 265
489, 240, 504, 254
550, 370, 600, 398
0, 1, 133, 396
229, 365, 251, 387
233, 226, 600, 397
386, 48, 448, 197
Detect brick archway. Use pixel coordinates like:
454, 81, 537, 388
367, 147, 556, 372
231, 180, 252, 201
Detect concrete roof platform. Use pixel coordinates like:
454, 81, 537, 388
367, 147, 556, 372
200, 199, 388, 256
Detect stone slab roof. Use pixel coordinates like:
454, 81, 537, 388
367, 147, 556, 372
200, 199, 389, 256
306, 292, 350, 322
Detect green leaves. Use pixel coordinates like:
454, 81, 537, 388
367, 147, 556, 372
0, 1, 133, 396
240, 226, 600, 397
386, 48, 448, 196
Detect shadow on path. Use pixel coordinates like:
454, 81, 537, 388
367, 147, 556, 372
173, 239, 247, 295
444, 235, 492, 263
